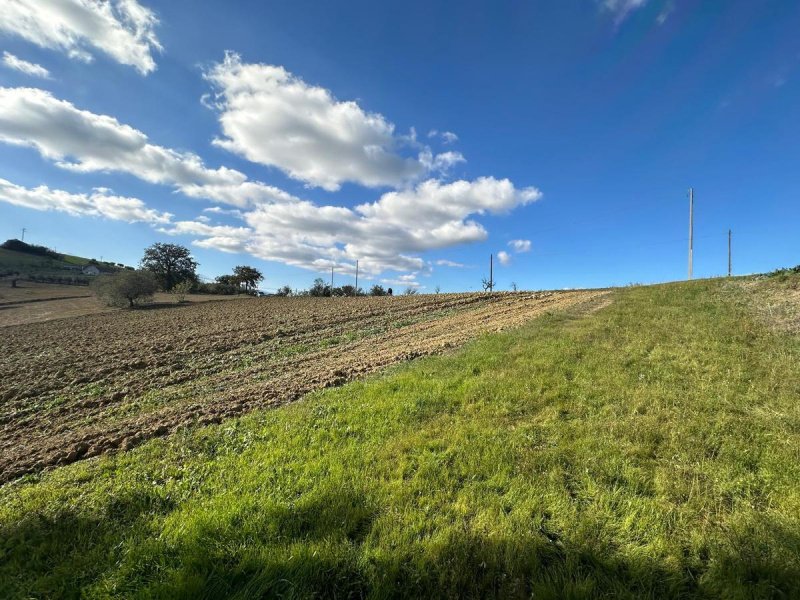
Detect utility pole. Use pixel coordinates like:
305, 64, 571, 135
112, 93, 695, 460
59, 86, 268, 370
728, 229, 732, 277
489, 253, 494, 293
330, 265, 334, 294
21, 227, 26, 242
355, 260, 359, 295
688, 187, 694, 280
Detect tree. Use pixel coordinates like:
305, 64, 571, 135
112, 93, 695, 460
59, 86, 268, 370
276, 285, 293, 297
403, 287, 418, 295
92, 270, 158, 308
309, 277, 330, 297
369, 284, 387, 296
481, 276, 496, 292
232, 265, 264, 293
339, 284, 358, 297
140, 243, 198, 291
510, 281, 518, 292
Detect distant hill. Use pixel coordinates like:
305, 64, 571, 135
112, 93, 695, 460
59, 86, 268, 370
0, 239, 132, 282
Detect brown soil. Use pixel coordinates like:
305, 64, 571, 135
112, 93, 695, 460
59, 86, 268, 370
0, 282, 242, 327
0, 290, 607, 483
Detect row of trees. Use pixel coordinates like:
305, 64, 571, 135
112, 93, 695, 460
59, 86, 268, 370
93, 242, 430, 308
94, 243, 267, 307
278, 279, 416, 297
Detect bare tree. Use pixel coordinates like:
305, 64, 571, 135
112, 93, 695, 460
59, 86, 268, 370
481, 276, 495, 292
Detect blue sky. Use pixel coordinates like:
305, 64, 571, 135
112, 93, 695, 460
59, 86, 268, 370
1, 0, 798, 292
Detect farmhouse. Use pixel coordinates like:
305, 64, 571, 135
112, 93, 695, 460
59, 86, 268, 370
82, 265, 101, 276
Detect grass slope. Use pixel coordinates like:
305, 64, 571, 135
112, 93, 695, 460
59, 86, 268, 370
0, 247, 122, 279
1, 279, 799, 598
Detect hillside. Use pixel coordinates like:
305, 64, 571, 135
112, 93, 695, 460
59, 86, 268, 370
0, 239, 130, 280
1, 276, 799, 598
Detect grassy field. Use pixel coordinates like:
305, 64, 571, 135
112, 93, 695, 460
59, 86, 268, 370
0, 247, 92, 275
1, 277, 798, 598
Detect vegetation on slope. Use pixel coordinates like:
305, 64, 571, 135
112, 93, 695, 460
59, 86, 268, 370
0, 239, 127, 282
1, 278, 798, 598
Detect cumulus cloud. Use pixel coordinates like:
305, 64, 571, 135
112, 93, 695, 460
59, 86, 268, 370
0, 87, 297, 208
164, 177, 541, 277
0, 0, 161, 74
0, 177, 171, 223
2, 52, 50, 79
497, 250, 511, 266
508, 239, 531, 253
204, 52, 464, 191
0, 88, 542, 280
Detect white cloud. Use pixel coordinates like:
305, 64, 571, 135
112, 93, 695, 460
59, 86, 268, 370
656, 1, 674, 25
204, 52, 464, 191
381, 274, 422, 289
419, 149, 466, 174
156, 177, 540, 277
601, 0, 648, 23
427, 129, 459, 144
180, 177, 540, 276
435, 259, 466, 268
202, 205, 243, 218
2, 52, 50, 79
497, 250, 511, 266
0, 0, 161, 74
508, 239, 531, 253
0, 177, 171, 223
0, 89, 542, 280
0, 87, 297, 208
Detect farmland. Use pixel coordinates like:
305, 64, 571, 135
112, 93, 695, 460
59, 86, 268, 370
0, 289, 604, 483
1, 276, 798, 598
0, 281, 241, 327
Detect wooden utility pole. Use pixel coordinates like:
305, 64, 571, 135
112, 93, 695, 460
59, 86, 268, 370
21, 228, 26, 242
355, 260, 359, 294
728, 229, 732, 277
489, 253, 494, 293
688, 188, 694, 280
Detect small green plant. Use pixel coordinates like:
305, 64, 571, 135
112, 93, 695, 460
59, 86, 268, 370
170, 280, 192, 303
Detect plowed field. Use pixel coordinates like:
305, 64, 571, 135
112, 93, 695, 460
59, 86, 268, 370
0, 290, 605, 482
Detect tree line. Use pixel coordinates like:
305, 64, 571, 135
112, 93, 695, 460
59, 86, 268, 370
93, 243, 266, 308
276, 278, 415, 297
93, 242, 418, 308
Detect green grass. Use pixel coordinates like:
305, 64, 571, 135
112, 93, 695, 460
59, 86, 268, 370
0, 247, 114, 277
1, 279, 799, 599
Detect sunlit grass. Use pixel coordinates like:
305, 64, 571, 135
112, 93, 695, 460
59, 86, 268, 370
1, 279, 798, 598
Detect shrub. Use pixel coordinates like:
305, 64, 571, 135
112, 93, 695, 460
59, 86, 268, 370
170, 280, 193, 303
369, 285, 387, 296
92, 270, 158, 308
